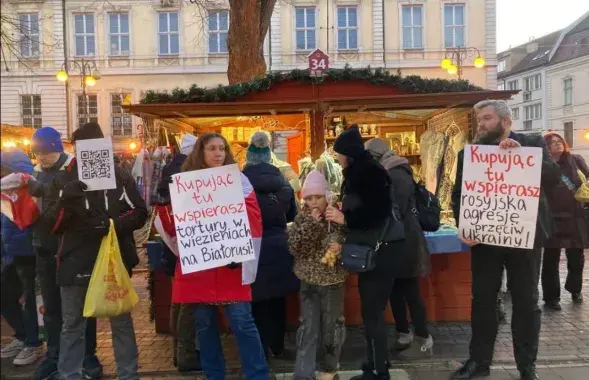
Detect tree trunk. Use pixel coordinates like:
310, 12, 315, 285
227, 0, 276, 84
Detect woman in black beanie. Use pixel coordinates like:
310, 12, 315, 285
325, 125, 399, 380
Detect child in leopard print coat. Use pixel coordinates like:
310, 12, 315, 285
288, 170, 347, 380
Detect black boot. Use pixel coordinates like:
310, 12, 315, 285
572, 293, 583, 304
544, 300, 562, 311
350, 363, 378, 380
451, 359, 491, 379
520, 367, 539, 380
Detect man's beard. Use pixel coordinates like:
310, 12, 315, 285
475, 121, 506, 145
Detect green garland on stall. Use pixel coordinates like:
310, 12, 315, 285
140, 66, 483, 104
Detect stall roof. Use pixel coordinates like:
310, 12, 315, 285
124, 90, 517, 119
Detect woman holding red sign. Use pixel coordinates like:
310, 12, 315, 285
542, 133, 589, 310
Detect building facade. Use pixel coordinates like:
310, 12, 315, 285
1, 0, 497, 147
497, 12, 589, 161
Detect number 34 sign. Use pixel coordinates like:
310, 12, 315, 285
308, 49, 330, 77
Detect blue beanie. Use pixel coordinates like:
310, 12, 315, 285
31, 126, 64, 153
1, 148, 33, 174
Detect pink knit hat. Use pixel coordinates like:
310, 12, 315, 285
302, 170, 330, 199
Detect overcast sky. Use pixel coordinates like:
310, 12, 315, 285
497, 0, 589, 52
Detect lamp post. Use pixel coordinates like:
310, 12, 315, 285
55, 59, 101, 124
440, 47, 486, 80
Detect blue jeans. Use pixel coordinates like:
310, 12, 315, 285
193, 303, 269, 380
1, 260, 41, 347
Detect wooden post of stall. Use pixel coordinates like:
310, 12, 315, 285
310, 106, 325, 160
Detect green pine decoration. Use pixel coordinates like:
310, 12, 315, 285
140, 65, 483, 104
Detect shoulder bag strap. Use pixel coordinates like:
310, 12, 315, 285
376, 184, 401, 251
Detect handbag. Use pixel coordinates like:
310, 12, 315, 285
339, 187, 405, 273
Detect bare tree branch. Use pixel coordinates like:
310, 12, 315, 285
1, 8, 59, 73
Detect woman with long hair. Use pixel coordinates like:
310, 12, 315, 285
325, 126, 399, 380
170, 133, 269, 380
542, 133, 589, 310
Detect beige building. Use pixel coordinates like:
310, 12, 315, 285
497, 11, 589, 161
1, 0, 497, 147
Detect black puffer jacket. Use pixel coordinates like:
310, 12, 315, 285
242, 162, 298, 301
340, 153, 395, 274
44, 158, 148, 285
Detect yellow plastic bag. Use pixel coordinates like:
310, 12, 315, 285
575, 170, 589, 203
83, 220, 139, 318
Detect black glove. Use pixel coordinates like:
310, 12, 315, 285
61, 180, 87, 201
226, 262, 242, 270
27, 177, 45, 197
60, 180, 88, 211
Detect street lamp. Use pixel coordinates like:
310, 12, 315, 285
56, 59, 101, 123
440, 47, 486, 79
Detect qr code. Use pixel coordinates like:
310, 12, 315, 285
80, 150, 112, 180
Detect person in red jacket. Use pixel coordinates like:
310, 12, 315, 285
165, 132, 269, 380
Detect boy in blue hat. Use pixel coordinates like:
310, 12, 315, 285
28, 126, 103, 380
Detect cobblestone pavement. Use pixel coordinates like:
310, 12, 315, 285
2, 254, 588, 378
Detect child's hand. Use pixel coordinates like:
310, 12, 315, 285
325, 205, 344, 225
328, 242, 342, 254
311, 208, 322, 221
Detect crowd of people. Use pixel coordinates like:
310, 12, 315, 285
0, 99, 587, 380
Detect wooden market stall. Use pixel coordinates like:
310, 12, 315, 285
125, 68, 517, 328
1, 124, 74, 154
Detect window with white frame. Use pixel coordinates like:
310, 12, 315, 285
158, 12, 179, 55
402, 5, 423, 49
337, 6, 358, 50
111, 93, 133, 137
511, 107, 519, 120
208, 10, 228, 54
523, 74, 541, 91
108, 13, 130, 56
77, 94, 98, 128
507, 80, 518, 90
497, 82, 505, 91
564, 122, 574, 148
444, 4, 465, 48
295, 7, 316, 51
74, 13, 95, 56
524, 103, 542, 121
564, 78, 573, 106
19, 13, 40, 58
21, 95, 42, 128
497, 59, 506, 72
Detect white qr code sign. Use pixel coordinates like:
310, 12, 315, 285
75, 137, 116, 191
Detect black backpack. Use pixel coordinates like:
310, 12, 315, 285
412, 181, 441, 232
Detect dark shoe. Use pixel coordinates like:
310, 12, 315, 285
350, 363, 378, 380
33, 358, 58, 380
572, 293, 583, 304
177, 350, 202, 372
451, 359, 490, 379
520, 368, 539, 380
544, 301, 562, 311
82, 355, 103, 380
